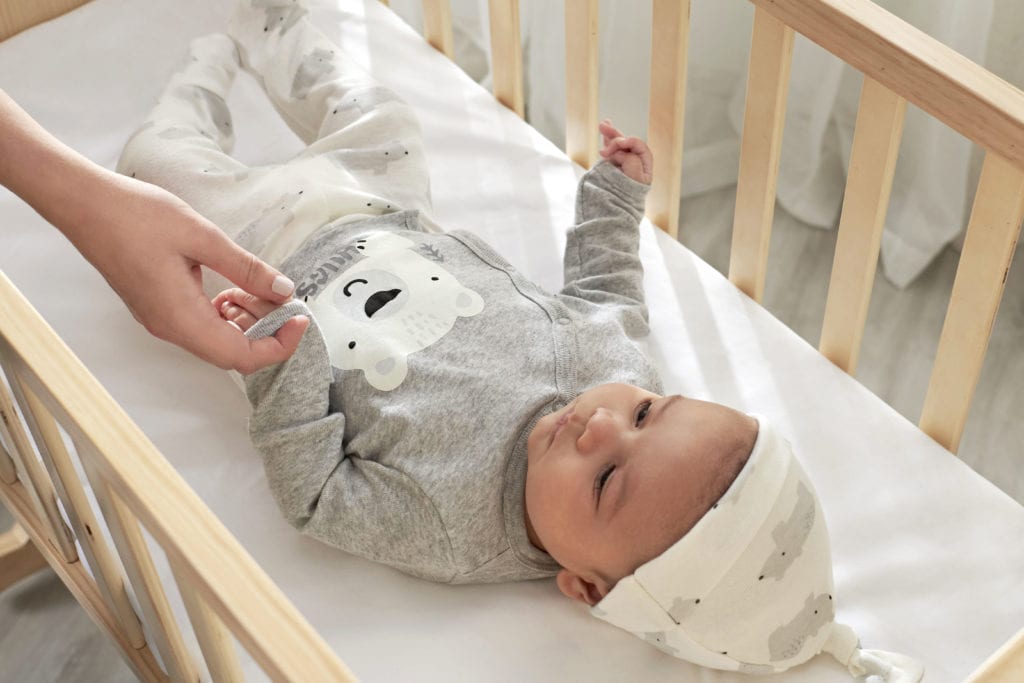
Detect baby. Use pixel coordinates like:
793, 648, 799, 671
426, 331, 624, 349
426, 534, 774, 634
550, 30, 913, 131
118, 2, 922, 678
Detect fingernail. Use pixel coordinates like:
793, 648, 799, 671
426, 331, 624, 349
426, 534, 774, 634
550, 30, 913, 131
272, 274, 294, 297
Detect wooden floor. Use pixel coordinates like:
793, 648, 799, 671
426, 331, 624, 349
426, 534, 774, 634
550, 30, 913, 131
2, 186, 1022, 680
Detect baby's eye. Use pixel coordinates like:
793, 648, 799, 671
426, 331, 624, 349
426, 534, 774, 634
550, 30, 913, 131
635, 400, 653, 426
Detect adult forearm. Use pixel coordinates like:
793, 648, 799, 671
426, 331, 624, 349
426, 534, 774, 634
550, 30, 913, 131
1, 89, 304, 372
0, 88, 117, 242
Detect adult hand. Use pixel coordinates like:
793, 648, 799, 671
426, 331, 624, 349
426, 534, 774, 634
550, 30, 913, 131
80, 175, 309, 373
1, 89, 304, 373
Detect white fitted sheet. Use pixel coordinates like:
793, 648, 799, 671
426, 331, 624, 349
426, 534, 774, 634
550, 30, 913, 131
1, 1, 1022, 681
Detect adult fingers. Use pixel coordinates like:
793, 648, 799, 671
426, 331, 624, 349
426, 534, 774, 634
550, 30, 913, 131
173, 304, 309, 373
193, 225, 295, 305
240, 316, 310, 374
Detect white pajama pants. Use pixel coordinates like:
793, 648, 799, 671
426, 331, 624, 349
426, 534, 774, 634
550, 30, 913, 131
117, 1, 432, 287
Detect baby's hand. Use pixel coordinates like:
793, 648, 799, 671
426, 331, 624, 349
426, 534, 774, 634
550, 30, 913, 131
598, 119, 653, 185
213, 287, 293, 333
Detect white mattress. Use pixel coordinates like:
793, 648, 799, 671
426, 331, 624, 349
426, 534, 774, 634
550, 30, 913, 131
2, 1, 1022, 681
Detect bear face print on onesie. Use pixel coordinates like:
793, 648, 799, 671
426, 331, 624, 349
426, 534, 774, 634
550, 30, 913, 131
303, 231, 484, 391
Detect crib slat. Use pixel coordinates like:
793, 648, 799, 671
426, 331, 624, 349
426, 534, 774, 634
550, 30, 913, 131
0, 478, 169, 682
0, 405, 16, 484
968, 626, 1024, 682
564, 0, 598, 169
171, 561, 245, 683
920, 153, 1024, 453
83, 455, 200, 683
0, 359, 77, 562
728, 7, 794, 302
646, 0, 690, 239
487, 0, 524, 117
748, 0, 1024, 174
0, 270, 357, 682
422, 0, 454, 59
819, 77, 906, 374
15, 379, 147, 647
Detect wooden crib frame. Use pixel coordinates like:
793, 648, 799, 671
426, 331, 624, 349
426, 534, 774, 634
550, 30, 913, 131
1, 0, 1023, 680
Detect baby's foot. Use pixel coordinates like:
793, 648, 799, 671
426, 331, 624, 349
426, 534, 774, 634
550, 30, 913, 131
185, 34, 241, 99
229, 0, 309, 72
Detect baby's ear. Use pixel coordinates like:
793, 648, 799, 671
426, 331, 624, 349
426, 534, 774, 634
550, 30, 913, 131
556, 569, 607, 606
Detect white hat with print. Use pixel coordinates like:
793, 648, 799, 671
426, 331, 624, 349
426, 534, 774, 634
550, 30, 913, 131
591, 416, 925, 681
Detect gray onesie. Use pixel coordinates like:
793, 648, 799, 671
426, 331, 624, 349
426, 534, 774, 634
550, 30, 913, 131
117, 2, 662, 584
245, 162, 663, 583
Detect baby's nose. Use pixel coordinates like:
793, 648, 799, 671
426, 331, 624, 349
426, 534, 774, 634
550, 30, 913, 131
576, 407, 622, 455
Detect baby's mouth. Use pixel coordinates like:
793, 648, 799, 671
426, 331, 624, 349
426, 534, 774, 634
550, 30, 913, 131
364, 288, 401, 317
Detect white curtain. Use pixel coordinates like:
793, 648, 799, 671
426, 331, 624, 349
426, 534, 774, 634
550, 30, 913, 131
385, 0, 1023, 288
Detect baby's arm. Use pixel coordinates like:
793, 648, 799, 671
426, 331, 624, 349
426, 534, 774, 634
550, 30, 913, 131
560, 121, 653, 336
216, 289, 456, 582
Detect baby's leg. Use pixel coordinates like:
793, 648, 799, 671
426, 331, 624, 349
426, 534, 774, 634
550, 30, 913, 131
229, 1, 432, 213
117, 34, 254, 229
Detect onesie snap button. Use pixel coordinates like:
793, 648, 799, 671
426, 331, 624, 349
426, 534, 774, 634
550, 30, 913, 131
557, 317, 571, 326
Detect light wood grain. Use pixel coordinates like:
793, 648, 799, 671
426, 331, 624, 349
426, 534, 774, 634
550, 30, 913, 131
0, 360, 77, 562
728, 6, 794, 302
15, 379, 146, 649
422, 0, 454, 59
564, 0, 599, 169
749, 0, 1024, 173
84, 458, 200, 683
819, 77, 906, 373
171, 560, 245, 683
0, 478, 169, 682
0, 270, 356, 682
487, 0, 524, 117
0, 398, 18, 484
920, 153, 1024, 453
646, 0, 690, 238
0, 521, 48, 592
0, 0, 88, 41
968, 627, 1024, 683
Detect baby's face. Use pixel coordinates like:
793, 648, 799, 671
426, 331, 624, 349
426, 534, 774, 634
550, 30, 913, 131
524, 383, 757, 605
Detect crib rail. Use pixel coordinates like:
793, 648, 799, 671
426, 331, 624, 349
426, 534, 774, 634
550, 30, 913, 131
0, 0, 87, 41
0, 270, 358, 682
417, 0, 1024, 457
731, 0, 1024, 458
407, 2, 1024, 675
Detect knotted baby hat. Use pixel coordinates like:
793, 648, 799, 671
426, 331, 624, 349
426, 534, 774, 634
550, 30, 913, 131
591, 416, 925, 681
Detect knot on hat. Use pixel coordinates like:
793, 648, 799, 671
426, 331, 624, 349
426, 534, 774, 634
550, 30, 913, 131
825, 623, 926, 682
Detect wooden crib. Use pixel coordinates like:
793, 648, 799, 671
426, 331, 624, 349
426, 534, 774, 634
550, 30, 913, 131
1, 0, 1022, 680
